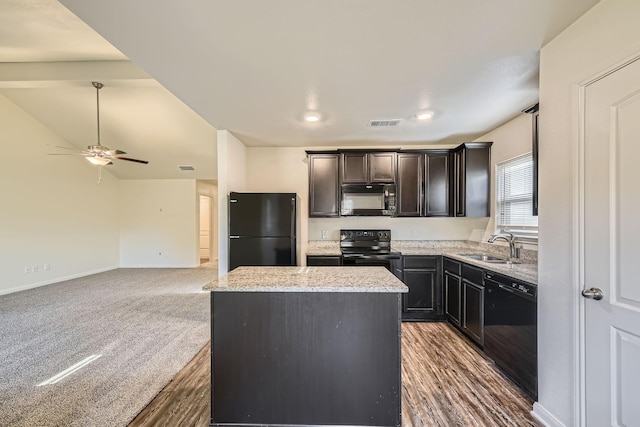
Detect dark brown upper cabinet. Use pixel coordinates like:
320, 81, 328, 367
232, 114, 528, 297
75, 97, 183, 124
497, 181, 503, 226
424, 151, 451, 217
523, 103, 540, 217
341, 151, 396, 184
452, 142, 492, 217
532, 110, 539, 216
307, 152, 340, 217
397, 150, 451, 217
396, 153, 423, 216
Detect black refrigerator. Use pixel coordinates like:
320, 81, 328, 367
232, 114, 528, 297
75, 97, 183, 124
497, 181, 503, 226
228, 192, 297, 271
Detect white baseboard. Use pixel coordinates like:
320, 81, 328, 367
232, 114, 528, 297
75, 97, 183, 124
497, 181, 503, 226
0, 266, 118, 296
532, 402, 567, 427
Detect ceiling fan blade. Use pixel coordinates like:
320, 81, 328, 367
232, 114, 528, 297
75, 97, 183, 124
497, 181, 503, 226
48, 153, 92, 157
105, 149, 127, 156
114, 156, 149, 164
49, 145, 82, 151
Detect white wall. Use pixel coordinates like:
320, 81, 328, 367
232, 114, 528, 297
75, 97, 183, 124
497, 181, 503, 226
536, 1, 640, 425
216, 130, 247, 275
246, 147, 309, 264
0, 94, 120, 295
473, 113, 536, 249
119, 179, 198, 267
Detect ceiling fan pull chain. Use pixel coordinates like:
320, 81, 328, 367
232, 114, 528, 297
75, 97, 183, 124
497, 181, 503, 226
98, 165, 102, 185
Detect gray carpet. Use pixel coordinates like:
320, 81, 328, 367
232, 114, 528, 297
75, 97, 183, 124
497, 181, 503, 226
0, 267, 216, 427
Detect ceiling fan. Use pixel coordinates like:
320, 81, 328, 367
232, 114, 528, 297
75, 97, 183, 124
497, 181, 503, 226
50, 81, 149, 166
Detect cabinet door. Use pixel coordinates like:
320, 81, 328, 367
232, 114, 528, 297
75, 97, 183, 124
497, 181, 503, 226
396, 153, 422, 216
463, 144, 491, 217
309, 154, 340, 217
462, 280, 484, 346
532, 110, 539, 216
444, 272, 461, 326
369, 152, 396, 183
453, 143, 491, 217
392, 257, 403, 281
341, 152, 368, 183
402, 269, 436, 315
425, 151, 450, 217
453, 148, 466, 217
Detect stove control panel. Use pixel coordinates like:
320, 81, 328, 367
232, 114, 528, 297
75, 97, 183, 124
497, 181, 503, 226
340, 229, 391, 242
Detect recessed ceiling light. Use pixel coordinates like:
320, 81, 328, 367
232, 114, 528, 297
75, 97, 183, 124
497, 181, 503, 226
304, 112, 321, 123
416, 111, 434, 121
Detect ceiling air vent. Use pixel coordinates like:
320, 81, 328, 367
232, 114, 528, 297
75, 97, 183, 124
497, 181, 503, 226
178, 165, 195, 171
368, 119, 402, 127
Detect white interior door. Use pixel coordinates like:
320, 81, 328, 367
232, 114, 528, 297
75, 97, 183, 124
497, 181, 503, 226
199, 195, 211, 261
583, 57, 640, 426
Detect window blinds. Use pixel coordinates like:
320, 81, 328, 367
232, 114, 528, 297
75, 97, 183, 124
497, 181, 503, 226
496, 154, 538, 231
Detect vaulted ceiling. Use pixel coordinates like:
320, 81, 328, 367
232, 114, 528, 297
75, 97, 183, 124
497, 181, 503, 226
1, 0, 600, 179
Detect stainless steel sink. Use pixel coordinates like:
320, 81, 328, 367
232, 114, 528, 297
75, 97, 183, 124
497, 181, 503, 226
457, 253, 515, 264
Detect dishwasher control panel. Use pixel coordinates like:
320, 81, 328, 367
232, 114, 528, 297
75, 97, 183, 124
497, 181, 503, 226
484, 271, 537, 298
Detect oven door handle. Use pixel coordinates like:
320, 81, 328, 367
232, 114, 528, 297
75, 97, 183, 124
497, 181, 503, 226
497, 283, 517, 294
342, 254, 401, 260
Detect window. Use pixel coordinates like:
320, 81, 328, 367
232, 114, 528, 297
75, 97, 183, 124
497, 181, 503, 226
496, 153, 538, 236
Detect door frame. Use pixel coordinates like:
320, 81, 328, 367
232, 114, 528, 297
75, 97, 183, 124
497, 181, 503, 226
575, 50, 640, 427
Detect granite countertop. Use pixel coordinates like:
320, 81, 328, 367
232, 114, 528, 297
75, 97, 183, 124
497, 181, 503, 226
392, 242, 538, 285
441, 251, 537, 284
305, 246, 342, 256
306, 240, 538, 285
203, 266, 409, 293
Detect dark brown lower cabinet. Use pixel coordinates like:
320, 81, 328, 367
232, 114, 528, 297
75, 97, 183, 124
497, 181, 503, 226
401, 255, 444, 321
444, 258, 462, 326
462, 280, 484, 346
211, 291, 402, 426
444, 257, 484, 347
461, 263, 484, 346
306, 255, 342, 266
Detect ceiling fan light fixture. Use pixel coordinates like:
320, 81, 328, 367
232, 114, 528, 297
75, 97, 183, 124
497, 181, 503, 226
86, 156, 111, 166
416, 111, 434, 121
304, 112, 322, 123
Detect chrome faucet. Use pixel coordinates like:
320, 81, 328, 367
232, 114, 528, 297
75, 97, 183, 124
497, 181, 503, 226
488, 232, 520, 259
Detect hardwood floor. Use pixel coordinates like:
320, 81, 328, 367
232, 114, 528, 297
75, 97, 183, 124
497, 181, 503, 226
128, 344, 210, 427
129, 323, 540, 427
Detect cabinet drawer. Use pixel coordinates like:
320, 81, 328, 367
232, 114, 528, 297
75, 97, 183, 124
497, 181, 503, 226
307, 256, 342, 266
443, 258, 461, 276
403, 255, 437, 269
462, 263, 483, 285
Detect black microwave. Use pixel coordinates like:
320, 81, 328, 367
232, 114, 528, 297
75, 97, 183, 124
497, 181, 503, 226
340, 184, 397, 216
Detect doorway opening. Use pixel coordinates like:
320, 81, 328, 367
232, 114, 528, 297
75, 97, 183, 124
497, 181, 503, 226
199, 194, 213, 266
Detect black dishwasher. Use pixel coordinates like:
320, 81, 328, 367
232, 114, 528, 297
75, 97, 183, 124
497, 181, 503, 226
483, 271, 537, 399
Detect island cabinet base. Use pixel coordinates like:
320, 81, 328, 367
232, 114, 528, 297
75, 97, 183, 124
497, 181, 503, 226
210, 291, 402, 427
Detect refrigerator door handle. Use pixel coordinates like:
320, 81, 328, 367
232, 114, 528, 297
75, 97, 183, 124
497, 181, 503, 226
291, 197, 296, 265
230, 235, 240, 239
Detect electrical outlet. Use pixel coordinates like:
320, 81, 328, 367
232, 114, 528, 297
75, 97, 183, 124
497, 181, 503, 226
44, 264, 50, 271
411, 230, 417, 239
24, 267, 31, 274
322, 229, 328, 239
33, 265, 38, 273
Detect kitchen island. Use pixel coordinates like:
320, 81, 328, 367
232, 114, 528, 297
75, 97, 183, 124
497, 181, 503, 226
203, 266, 408, 427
